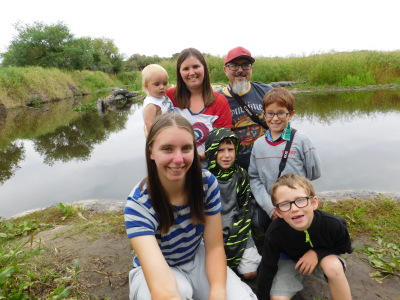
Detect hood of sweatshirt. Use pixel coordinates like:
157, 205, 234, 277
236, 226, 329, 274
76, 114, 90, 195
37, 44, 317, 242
205, 128, 242, 181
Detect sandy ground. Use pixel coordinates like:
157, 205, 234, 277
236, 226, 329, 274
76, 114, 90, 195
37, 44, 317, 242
22, 193, 400, 299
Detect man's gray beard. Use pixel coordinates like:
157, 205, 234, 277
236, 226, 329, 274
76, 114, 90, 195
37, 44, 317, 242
232, 81, 248, 94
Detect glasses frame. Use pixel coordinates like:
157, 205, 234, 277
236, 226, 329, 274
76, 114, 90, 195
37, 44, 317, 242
225, 63, 252, 71
275, 196, 313, 212
265, 112, 290, 119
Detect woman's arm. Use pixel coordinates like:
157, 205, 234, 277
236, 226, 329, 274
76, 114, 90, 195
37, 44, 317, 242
211, 93, 232, 128
203, 212, 227, 300
130, 235, 182, 300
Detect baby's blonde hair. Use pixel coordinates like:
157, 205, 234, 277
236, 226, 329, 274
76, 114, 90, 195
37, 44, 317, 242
141, 64, 168, 93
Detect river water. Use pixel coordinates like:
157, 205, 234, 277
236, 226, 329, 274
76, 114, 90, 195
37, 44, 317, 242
1, 89, 400, 218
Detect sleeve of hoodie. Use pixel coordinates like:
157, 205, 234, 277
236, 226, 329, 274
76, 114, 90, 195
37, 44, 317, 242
313, 213, 353, 261
248, 142, 275, 218
235, 167, 252, 208
299, 132, 322, 181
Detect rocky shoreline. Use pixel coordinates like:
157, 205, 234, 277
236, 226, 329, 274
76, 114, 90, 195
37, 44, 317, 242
12, 190, 400, 219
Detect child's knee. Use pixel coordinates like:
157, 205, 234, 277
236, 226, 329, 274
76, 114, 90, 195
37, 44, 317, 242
320, 255, 345, 278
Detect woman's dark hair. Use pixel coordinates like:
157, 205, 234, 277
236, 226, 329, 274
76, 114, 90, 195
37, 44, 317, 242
174, 48, 215, 108
146, 113, 205, 233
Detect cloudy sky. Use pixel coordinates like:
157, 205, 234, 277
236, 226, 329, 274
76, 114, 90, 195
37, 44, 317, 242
1, 0, 398, 59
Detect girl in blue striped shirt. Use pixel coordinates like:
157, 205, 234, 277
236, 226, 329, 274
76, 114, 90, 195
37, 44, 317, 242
124, 113, 256, 300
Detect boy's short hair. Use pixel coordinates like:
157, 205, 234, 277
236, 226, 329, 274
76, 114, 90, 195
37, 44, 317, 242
263, 87, 295, 112
219, 137, 237, 147
141, 64, 168, 91
270, 173, 316, 205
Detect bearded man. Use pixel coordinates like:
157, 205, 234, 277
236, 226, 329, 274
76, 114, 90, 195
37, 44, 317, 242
218, 46, 273, 170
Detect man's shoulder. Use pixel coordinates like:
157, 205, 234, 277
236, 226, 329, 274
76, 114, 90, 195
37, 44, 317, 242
216, 86, 229, 97
251, 81, 274, 91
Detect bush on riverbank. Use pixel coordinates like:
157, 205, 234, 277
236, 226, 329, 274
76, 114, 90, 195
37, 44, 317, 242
1, 50, 400, 109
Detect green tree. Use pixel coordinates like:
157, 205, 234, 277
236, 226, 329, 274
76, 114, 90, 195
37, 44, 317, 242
124, 54, 162, 71
1, 21, 124, 73
1, 21, 74, 68
62, 37, 96, 70
92, 38, 124, 73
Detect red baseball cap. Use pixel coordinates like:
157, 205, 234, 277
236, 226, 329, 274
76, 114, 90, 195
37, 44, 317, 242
224, 46, 255, 64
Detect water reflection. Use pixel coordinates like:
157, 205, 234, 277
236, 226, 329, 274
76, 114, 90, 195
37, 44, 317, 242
0, 89, 399, 218
0, 142, 25, 184
294, 89, 400, 124
33, 112, 129, 165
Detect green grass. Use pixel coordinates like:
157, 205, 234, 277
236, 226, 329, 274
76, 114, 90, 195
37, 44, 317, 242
0, 67, 124, 109
1, 197, 399, 298
0, 204, 124, 299
319, 197, 400, 283
1, 50, 400, 109
319, 197, 400, 243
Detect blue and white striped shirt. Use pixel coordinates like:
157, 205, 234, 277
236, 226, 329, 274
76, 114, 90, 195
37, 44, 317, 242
124, 170, 222, 267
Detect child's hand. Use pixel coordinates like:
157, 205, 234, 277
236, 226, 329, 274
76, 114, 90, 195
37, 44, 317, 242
295, 249, 318, 275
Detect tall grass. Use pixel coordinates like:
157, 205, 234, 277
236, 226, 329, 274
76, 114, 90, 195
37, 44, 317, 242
1, 50, 399, 109
165, 50, 400, 87
0, 67, 123, 109
204, 50, 400, 87
0, 67, 76, 108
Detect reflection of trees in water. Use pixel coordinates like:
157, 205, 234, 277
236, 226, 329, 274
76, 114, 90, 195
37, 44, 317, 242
0, 142, 25, 185
0, 103, 6, 126
33, 112, 129, 166
294, 89, 400, 125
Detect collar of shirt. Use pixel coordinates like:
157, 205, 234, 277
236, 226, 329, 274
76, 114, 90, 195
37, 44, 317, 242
266, 122, 292, 142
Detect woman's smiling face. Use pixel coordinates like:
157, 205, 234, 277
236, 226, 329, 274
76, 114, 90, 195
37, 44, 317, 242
179, 56, 205, 91
150, 126, 194, 185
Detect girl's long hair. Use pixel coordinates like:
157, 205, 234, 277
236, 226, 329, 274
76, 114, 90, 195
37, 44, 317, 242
146, 113, 205, 233
174, 48, 215, 108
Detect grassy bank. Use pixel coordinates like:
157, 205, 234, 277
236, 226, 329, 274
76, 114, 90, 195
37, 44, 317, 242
0, 197, 399, 299
0, 67, 141, 109
1, 50, 400, 110
165, 50, 400, 88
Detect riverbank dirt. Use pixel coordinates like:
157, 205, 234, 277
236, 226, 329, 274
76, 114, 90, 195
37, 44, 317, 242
23, 193, 400, 300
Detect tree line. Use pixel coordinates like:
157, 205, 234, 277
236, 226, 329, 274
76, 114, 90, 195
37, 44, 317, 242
0, 21, 173, 73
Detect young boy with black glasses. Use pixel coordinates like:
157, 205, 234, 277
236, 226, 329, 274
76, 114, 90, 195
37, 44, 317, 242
257, 173, 353, 300
248, 87, 321, 226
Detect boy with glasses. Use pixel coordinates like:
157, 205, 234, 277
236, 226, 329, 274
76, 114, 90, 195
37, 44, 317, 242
218, 46, 273, 170
257, 173, 353, 300
249, 87, 321, 223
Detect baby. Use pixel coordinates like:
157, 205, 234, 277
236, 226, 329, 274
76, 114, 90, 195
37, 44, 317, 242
142, 64, 174, 136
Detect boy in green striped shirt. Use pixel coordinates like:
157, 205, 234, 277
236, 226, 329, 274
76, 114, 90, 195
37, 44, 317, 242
205, 128, 261, 280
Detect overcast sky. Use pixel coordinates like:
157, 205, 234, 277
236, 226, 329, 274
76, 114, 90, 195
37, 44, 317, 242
1, 0, 398, 59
